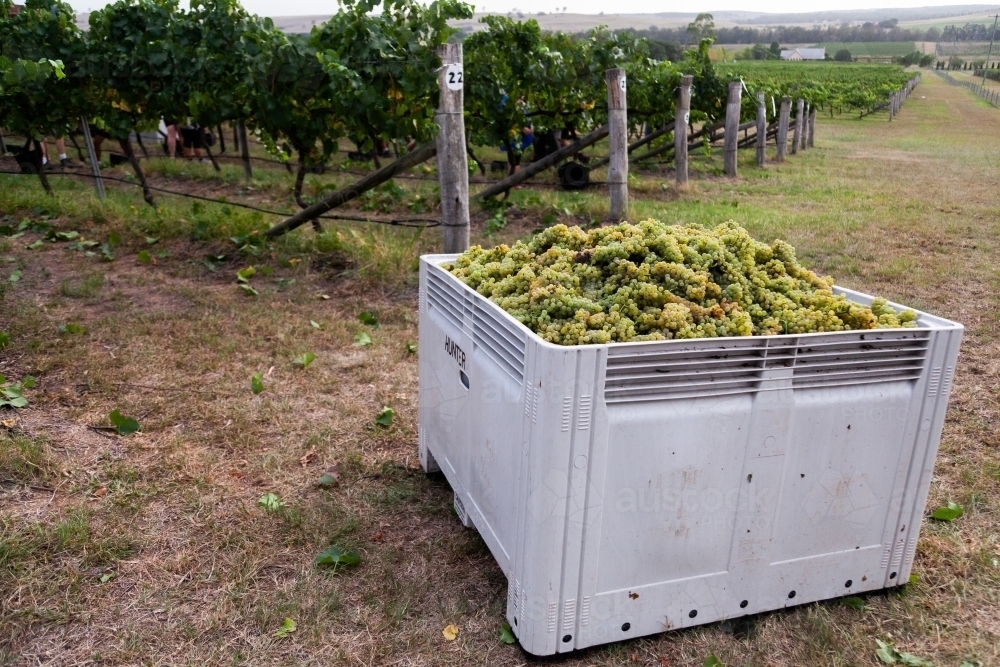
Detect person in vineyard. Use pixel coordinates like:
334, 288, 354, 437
163, 117, 180, 158
179, 122, 206, 159
39, 135, 72, 169
500, 125, 533, 174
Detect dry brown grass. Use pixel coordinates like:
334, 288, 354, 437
1, 73, 1000, 666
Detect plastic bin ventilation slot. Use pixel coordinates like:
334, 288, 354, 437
418, 254, 962, 656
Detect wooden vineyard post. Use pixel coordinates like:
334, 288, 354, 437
755, 91, 766, 166
776, 96, 790, 162
808, 106, 816, 148
801, 103, 809, 151
237, 120, 252, 181
606, 67, 628, 220
79, 117, 105, 200
676, 75, 692, 186
724, 81, 741, 177
792, 98, 804, 155
436, 43, 470, 253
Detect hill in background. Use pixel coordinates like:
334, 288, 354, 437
75, 5, 999, 35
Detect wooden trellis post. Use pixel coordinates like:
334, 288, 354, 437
606, 68, 628, 220
436, 43, 470, 253
776, 96, 791, 162
675, 75, 692, 186
755, 91, 766, 166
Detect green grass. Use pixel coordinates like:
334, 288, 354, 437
0, 432, 53, 483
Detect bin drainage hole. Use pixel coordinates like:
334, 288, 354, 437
513, 617, 517, 626
740, 600, 748, 608
788, 591, 796, 599
621, 623, 631, 632
459, 370, 470, 390
845, 580, 853, 588
562, 634, 572, 643
689, 610, 698, 618
890, 572, 897, 580
747, 474, 752, 482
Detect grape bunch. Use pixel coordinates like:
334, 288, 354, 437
445, 220, 917, 346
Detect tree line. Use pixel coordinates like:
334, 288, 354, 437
620, 19, 996, 46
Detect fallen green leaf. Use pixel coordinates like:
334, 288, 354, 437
8, 269, 22, 283
145, 236, 159, 245
317, 473, 337, 487
315, 545, 361, 569
405, 343, 417, 354
236, 266, 256, 283
137, 250, 151, 264
251, 372, 264, 395
310, 320, 321, 330
898, 652, 933, 667
21, 376, 36, 389
499, 621, 516, 644
876, 640, 898, 664
909, 573, 920, 585
930, 502, 964, 521
0, 332, 8, 349
27, 240, 43, 250
358, 311, 377, 326
108, 409, 140, 436
1, 396, 28, 408
258, 492, 284, 512
239, 283, 259, 296
100, 243, 114, 261
704, 655, 725, 667
292, 352, 316, 369
99, 572, 115, 583
273, 617, 297, 639
354, 331, 372, 347
375, 406, 394, 427
59, 323, 85, 335
842, 596, 865, 610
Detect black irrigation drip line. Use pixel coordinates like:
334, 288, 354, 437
337, 168, 608, 188
0, 169, 441, 228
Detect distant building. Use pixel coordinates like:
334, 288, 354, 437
8, 3, 23, 15
781, 48, 826, 61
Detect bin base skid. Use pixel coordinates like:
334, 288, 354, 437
424, 440, 905, 655
418, 254, 962, 657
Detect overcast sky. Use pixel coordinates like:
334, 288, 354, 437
73, 0, 993, 17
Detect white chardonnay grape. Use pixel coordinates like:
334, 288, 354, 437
445, 220, 918, 346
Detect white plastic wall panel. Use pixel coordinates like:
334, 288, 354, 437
418, 255, 962, 656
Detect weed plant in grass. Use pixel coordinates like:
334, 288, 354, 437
0, 432, 53, 483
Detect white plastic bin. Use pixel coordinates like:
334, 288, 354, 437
417, 254, 962, 656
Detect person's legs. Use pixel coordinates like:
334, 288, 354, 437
166, 124, 178, 157
40, 138, 49, 165
56, 137, 69, 167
